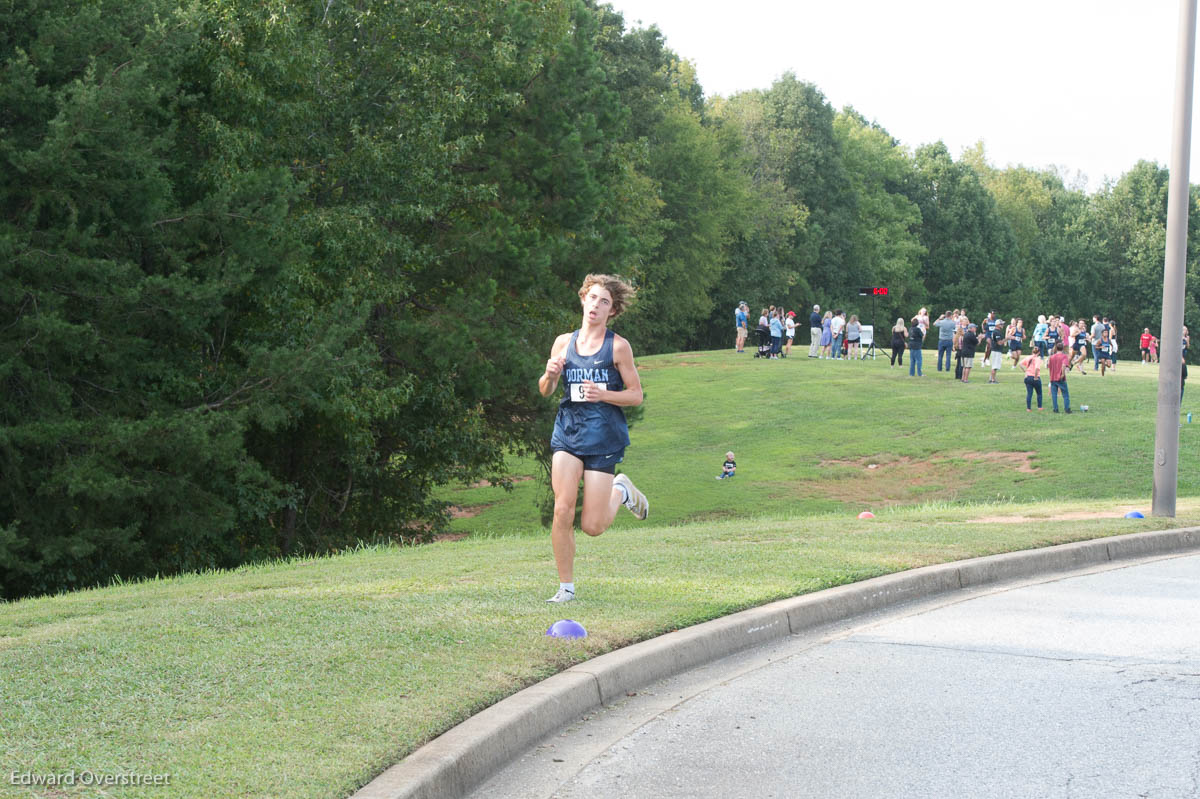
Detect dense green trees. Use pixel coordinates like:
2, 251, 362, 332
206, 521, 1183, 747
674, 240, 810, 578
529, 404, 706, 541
2, 0, 1197, 597
1, 0, 574, 597
833, 109, 924, 313
907, 142, 1021, 314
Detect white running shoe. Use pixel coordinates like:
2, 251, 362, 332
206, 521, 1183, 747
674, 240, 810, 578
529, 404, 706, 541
546, 587, 575, 603
614, 473, 649, 520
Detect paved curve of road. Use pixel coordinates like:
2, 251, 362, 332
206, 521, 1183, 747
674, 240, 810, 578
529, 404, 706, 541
471, 553, 1200, 799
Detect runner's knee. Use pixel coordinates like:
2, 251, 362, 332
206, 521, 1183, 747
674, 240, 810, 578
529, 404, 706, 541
553, 498, 576, 526
579, 514, 606, 537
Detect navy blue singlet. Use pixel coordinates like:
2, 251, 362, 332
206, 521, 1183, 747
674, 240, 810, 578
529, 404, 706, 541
550, 329, 630, 456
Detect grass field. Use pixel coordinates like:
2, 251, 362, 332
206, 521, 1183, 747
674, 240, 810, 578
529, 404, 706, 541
2, 349, 1197, 799
442, 348, 1200, 533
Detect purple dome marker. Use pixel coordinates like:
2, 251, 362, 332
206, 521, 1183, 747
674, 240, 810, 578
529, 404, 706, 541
546, 619, 587, 639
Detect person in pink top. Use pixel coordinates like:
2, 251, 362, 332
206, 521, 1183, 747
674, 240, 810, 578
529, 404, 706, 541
1019, 350, 1044, 410
1047, 342, 1072, 413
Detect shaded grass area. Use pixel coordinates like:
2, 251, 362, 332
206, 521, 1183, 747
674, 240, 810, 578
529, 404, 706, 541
3, 350, 1197, 798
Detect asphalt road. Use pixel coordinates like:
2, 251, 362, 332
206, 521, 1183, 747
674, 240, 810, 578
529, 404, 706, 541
470, 552, 1200, 799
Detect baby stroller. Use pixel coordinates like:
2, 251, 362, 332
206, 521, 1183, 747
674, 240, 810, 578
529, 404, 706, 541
754, 325, 772, 358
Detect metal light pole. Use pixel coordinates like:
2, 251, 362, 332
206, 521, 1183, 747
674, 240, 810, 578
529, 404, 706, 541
1152, 0, 1197, 517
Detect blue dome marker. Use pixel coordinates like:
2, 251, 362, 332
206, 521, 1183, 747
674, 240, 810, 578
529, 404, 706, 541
546, 619, 587, 639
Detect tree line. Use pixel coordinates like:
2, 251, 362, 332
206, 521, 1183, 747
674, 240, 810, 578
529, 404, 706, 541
2, 0, 1198, 598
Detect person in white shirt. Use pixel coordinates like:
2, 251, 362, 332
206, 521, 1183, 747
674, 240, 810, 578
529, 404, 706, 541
784, 311, 797, 357
830, 311, 846, 360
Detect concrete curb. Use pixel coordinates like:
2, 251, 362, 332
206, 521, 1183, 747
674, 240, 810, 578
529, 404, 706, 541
352, 527, 1200, 799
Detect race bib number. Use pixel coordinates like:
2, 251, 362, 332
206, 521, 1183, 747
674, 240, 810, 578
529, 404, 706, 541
570, 382, 588, 403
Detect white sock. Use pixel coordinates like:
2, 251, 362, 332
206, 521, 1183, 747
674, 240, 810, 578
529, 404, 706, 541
615, 481, 630, 504
561, 582, 575, 595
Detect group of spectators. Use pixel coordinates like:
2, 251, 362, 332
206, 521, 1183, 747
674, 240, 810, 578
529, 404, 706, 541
889, 308, 1193, 411
812, 306, 868, 360
734, 301, 1190, 415
734, 302, 817, 359
734, 302, 882, 361
735, 302, 1189, 377
889, 309, 1125, 382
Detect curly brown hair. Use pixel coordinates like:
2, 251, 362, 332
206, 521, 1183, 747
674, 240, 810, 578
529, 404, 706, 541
578, 274, 636, 319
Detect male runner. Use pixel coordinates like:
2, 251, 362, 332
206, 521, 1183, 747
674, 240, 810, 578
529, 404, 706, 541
539, 274, 649, 603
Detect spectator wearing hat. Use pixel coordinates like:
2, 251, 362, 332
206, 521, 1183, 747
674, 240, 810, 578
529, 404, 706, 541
784, 310, 797, 357
907, 316, 925, 376
960, 323, 979, 383
734, 302, 749, 353
986, 318, 1006, 383
808, 305, 822, 358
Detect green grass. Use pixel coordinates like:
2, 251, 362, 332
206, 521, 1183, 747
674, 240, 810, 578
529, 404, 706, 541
444, 350, 1200, 532
2, 350, 1197, 798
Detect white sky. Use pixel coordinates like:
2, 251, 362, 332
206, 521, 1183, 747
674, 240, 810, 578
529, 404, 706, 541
605, 0, 1199, 191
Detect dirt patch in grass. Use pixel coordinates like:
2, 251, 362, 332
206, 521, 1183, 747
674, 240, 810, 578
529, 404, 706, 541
820, 455, 915, 469
961, 450, 1037, 473
797, 451, 1040, 506
449, 503, 491, 520
808, 458, 960, 506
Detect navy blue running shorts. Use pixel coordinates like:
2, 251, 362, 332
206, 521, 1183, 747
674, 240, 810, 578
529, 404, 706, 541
554, 448, 624, 474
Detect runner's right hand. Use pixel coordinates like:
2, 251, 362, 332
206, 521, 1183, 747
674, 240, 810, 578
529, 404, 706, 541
545, 355, 566, 377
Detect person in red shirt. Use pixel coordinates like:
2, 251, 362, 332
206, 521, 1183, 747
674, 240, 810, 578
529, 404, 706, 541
1140, 328, 1154, 364
1047, 342, 1072, 413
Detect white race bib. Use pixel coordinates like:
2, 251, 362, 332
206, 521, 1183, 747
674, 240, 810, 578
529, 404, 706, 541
570, 383, 588, 403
